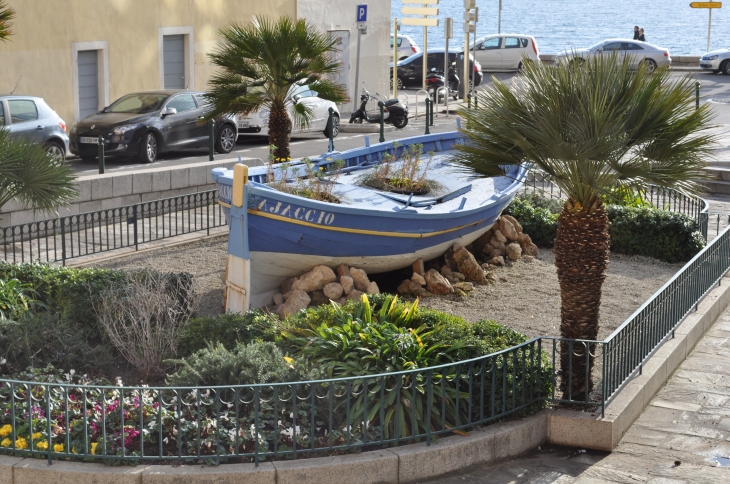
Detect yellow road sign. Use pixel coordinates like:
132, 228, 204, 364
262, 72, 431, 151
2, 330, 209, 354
690, 2, 722, 7
403, 0, 439, 4
401, 6, 439, 15
400, 18, 439, 26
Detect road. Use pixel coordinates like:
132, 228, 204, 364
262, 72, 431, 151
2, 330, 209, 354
69, 69, 730, 176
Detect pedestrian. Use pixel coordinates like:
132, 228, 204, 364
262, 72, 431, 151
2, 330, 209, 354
633, 26, 640, 40
638, 28, 646, 42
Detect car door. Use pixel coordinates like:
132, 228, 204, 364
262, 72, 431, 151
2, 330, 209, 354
163, 93, 205, 147
475, 37, 502, 69
625, 42, 645, 68
6, 98, 46, 144
403, 53, 423, 84
598, 42, 625, 64
502, 37, 523, 68
290, 86, 313, 135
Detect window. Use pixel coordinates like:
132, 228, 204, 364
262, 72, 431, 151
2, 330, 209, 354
480, 38, 501, 50
8, 100, 38, 124
426, 53, 442, 69
166, 94, 197, 113
390, 37, 403, 48
108, 93, 167, 114
602, 42, 623, 52
627, 43, 644, 50
0, 102, 4, 124
505, 38, 521, 49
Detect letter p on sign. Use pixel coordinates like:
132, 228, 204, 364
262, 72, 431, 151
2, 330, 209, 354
357, 4, 367, 22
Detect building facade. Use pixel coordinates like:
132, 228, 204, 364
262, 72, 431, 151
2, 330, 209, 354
0, 0, 390, 127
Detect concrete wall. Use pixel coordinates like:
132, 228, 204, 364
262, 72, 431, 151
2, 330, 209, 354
0, 0, 297, 125
297, 0, 392, 114
0, 158, 263, 227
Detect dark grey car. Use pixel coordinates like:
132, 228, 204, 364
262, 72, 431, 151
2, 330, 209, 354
0, 95, 70, 162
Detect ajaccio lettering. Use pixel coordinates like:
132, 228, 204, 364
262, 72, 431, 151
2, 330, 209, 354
255, 199, 335, 225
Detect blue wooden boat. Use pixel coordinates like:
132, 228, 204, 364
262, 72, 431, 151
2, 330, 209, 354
212, 131, 528, 310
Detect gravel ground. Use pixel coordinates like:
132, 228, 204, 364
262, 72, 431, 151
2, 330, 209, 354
92, 238, 683, 339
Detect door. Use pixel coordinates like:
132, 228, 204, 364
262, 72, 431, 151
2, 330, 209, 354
6, 99, 45, 143
598, 42, 625, 63
77, 50, 99, 119
163, 35, 185, 89
502, 37, 523, 68
475, 37, 502, 69
404, 53, 423, 84
163, 93, 204, 146
625, 42, 645, 68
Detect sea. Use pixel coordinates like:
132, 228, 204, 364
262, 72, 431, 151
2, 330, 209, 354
391, 0, 729, 56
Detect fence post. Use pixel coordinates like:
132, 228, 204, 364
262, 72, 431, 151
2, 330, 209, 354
133, 204, 139, 251
696, 81, 701, 110
209, 120, 216, 161
467, 93, 471, 109
378, 101, 385, 143
97, 137, 105, 174
60, 217, 67, 266
424, 99, 431, 135
430, 96, 435, 127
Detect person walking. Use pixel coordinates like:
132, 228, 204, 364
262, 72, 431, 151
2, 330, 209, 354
633, 26, 640, 40
638, 28, 646, 42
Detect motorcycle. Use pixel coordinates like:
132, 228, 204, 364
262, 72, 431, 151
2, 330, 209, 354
349, 89, 409, 129
425, 63, 460, 101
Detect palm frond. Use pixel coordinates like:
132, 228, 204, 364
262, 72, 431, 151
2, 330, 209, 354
0, 0, 14, 41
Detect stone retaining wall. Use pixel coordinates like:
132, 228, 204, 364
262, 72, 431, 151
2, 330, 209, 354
0, 158, 264, 228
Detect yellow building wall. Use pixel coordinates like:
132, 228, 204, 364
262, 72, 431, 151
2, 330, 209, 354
0, 0, 297, 125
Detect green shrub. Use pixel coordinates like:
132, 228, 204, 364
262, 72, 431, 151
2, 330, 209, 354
503, 196, 559, 247
178, 311, 281, 356
0, 278, 43, 322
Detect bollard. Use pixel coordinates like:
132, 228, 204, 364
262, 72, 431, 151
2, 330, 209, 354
327, 107, 335, 152
474, 93, 478, 110
209, 119, 216, 161
696, 81, 701, 110
467, 93, 471, 109
97, 136, 105, 174
378, 101, 385, 143
430, 96, 434, 127
425, 99, 431, 135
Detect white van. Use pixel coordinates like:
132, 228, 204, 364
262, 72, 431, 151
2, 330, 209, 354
472, 34, 540, 70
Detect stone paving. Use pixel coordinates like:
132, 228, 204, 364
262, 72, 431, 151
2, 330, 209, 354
426, 307, 730, 484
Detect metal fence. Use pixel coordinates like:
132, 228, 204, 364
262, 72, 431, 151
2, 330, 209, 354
1, 190, 225, 266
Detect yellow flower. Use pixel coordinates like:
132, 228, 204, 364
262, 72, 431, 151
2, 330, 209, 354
15, 437, 28, 450
53, 443, 64, 453
32, 432, 42, 440
71, 447, 78, 454
90, 442, 98, 455
0, 424, 12, 437
0, 438, 10, 448
283, 356, 294, 364
35, 440, 48, 451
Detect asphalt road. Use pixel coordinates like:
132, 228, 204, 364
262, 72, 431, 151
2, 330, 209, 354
70, 69, 730, 176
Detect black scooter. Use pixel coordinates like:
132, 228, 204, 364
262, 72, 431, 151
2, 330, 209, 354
425, 63, 460, 101
349, 89, 409, 129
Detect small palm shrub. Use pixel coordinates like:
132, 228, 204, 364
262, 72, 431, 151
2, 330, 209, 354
0, 278, 41, 321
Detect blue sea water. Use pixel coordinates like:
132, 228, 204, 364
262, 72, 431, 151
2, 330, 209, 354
391, 0, 729, 56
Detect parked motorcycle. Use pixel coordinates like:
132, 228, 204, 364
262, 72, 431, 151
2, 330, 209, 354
349, 89, 409, 129
425, 63, 460, 101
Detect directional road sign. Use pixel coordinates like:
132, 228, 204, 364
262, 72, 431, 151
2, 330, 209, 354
401, 18, 439, 26
690, 2, 722, 7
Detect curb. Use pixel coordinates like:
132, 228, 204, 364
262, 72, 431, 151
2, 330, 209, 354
0, 413, 547, 484
547, 273, 730, 451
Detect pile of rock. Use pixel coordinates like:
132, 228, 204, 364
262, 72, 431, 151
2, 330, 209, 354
471, 214, 538, 267
273, 264, 380, 318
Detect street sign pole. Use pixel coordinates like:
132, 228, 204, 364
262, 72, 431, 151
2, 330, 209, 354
444, 17, 453, 114
472, 7, 478, 98
498, 0, 502, 34
463, 0, 476, 100
401, 1, 440, 91
354, 4, 367, 111
689, 3, 722, 52
393, 18, 399, 98
707, 7, 713, 51
423, 23, 428, 90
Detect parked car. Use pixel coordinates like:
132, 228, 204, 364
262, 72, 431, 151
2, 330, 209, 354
391, 49, 483, 91
390, 34, 420, 60
0, 95, 69, 163
699, 48, 730, 74
471, 34, 540, 70
555, 39, 671, 73
237, 84, 340, 139
70, 90, 237, 163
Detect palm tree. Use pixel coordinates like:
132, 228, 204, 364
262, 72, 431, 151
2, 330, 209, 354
453, 56, 715, 399
0, 1, 13, 41
203, 16, 347, 160
0, 129, 78, 215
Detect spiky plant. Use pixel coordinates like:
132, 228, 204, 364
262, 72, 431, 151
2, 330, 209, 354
0, 1, 13, 41
453, 55, 716, 399
202, 15, 347, 160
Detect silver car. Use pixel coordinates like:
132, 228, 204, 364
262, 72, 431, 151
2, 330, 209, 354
0, 95, 70, 162
699, 48, 730, 74
555, 39, 671, 73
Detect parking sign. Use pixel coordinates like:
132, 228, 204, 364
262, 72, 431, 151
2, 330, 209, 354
357, 4, 367, 22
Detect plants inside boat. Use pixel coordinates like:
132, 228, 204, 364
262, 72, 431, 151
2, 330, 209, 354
266, 145, 345, 203
358, 142, 440, 195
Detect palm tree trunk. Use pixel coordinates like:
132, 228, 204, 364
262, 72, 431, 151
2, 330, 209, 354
268, 106, 292, 161
554, 199, 610, 401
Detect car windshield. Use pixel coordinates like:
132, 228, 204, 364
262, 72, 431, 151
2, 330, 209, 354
107, 94, 168, 114
588, 41, 607, 50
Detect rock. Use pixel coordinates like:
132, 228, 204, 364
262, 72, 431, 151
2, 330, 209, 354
472, 229, 493, 253
490, 237, 506, 252
366, 281, 380, 294
425, 269, 453, 295
338, 297, 348, 305
488, 256, 505, 267
398, 279, 423, 295
412, 259, 425, 276
340, 275, 354, 295
323, 282, 344, 300
484, 271, 496, 283
310, 290, 329, 306
445, 276, 456, 284
523, 255, 534, 262
451, 241, 463, 253
481, 263, 491, 270
453, 282, 474, 292
336, 264, 351, 279
517, 233, 539, 257
440, 265, 453, 278
493, 230, 507, 244
411, 272, 426, 286
277, 290, 310, 318
523, 242, 538, 257
499, 217, 519, 241
452, 271, 466, 281
414, 287, 432, 298
501, 214, 523, 234
452, 247, 488, 285
291, 265, 337, 292
506, 242, 522, 261
350, 268, 370, 292
488, 247, 504, 259
347, 289, 365, 301
454, 288, 467, 298
443, 247, 458, 271
273, 293, 284, 306
280, 277, 297, 295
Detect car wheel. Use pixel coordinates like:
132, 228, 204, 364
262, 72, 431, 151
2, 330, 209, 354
518, 60, 533, 72
390, 76, 405, 90
643, 58, 658, 73
392, 116, 408, 129
215, 124, 236, 154
722, 60, 730, 75
323, 113, 340, 138
45, 141, 65, 164
138, 132, 158, 163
